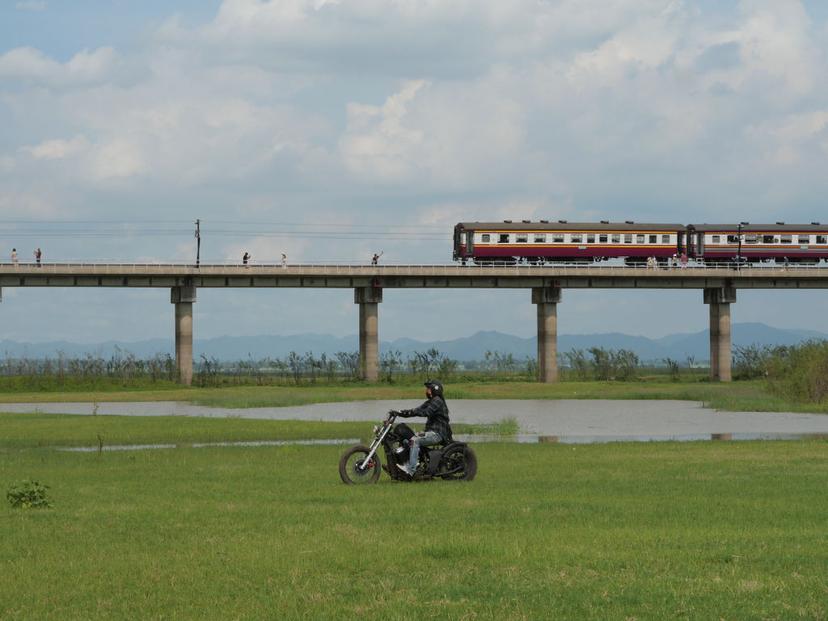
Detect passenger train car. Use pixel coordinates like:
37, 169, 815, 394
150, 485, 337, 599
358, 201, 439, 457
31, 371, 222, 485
453, 221, 828, 265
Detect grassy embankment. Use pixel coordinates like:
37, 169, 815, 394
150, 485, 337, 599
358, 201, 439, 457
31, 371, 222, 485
0, 376, 826, 413
0, 414, 825, 619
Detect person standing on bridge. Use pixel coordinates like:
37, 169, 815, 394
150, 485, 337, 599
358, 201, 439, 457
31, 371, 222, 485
680, 252, 688, 268
242, 251, 250, 266
281, 253, 287, 269
34, 247, 42, 267
10, 248, 18, 267
371, 251, 383, 266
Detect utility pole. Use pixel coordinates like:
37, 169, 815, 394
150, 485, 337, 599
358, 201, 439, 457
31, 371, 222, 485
737, 221, 748, 269
194, 219, 201, 267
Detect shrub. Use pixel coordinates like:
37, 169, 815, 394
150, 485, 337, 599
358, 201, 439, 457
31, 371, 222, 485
733, 344, 777, 380
766, 340, 828, 403
7, 480, 52, 509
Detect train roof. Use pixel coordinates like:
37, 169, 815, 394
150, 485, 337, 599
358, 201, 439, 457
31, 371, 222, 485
689, 223, 826, 232
455, 221, 684, 231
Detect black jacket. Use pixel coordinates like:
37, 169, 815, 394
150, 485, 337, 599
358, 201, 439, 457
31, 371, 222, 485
399, 395, 452, 441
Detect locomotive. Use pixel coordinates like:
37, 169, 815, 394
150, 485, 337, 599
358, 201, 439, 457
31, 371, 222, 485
453, 221, 828, 265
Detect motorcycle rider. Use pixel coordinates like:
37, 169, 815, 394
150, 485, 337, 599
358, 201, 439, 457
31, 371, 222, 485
395, 379, 452, 477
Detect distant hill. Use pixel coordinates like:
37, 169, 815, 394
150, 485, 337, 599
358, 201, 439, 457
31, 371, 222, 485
1, 322, 825, 363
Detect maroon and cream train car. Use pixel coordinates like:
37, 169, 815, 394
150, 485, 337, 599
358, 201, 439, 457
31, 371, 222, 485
687, 223, 828, 264
453, 221, 686, 264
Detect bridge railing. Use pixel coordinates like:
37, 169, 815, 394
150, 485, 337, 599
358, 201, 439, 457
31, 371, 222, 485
0, 260, 826, 274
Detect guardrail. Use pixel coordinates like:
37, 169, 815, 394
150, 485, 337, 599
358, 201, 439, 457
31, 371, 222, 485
1, 260, 827, 272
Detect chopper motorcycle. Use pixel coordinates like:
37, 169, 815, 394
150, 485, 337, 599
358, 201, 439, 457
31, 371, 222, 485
338, 410, 477, 484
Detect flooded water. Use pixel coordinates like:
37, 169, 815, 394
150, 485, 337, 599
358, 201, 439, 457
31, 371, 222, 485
59, 438, 360, 453
3, 399, 828, 441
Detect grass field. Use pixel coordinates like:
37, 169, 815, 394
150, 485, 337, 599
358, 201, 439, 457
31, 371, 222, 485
1, 377, 825, 414
1, 414, 826, 619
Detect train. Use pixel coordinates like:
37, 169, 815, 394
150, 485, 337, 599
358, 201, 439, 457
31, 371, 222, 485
453, 220, 828, 265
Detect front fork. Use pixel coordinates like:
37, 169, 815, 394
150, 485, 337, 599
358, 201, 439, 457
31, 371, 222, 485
357, 419, 394, 472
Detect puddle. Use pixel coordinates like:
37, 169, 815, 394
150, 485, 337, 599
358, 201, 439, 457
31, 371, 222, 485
55, 432, 826, 453
458, 432, 828, 444
58, 438, 360, 453
3, 400, 828, 439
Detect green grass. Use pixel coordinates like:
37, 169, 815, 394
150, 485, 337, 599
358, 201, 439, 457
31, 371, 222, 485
0, 415, 826, 619
0, 378, 825, 414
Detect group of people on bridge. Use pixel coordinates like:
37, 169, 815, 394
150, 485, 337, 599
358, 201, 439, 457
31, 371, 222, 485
646, 253, 689, 269
8, 248, 42, 267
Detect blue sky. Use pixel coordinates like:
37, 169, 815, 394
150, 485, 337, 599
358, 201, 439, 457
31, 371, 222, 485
1, 0, 828, 344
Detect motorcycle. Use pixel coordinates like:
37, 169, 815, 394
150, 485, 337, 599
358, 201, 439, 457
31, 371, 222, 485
338, 410, 477, 484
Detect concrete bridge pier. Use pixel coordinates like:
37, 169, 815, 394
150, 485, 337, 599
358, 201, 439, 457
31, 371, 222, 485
704, 287, 736, 382
171, 285, 197, 385
532, 287, 562, 383
355, 287, 382, 382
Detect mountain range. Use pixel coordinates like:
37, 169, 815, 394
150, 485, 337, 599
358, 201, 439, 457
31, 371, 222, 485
1, 323, 825, 363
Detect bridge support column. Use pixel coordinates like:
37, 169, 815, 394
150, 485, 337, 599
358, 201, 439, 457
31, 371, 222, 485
532, 287, 561, 383
704, 287, 736, 382
355, 287, 382, 382
171, 285, 196, 386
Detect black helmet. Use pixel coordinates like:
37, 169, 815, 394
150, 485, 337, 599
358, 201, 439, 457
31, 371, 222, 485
424, 379, 444, 397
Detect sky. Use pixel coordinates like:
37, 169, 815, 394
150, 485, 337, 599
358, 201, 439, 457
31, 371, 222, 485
1, 0, 828, 345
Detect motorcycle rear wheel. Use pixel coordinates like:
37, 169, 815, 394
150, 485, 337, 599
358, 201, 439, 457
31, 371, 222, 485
339, 445, 382, 485
439, 444, 477, 481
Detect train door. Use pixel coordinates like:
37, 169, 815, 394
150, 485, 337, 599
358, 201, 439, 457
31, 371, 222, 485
466, 230, 474, 254
696, 231, 705, 257
677, 230, 684, 255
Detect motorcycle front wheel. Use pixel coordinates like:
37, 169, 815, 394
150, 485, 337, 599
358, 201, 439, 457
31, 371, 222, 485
339, 445, 382, 485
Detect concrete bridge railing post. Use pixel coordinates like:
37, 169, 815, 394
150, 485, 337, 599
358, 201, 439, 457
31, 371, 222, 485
532, 287, 562, 383
171, 285, 196, 385
354, 287, 382, 382
704, 286, 736, 382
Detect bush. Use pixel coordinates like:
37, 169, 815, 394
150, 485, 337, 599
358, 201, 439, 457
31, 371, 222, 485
7, 480, 52, 509
733, 344, 778, 380
766, 340, 828, 403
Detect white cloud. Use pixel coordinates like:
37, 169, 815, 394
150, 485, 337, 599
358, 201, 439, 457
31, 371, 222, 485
340, 80, 426, 182
24, 135, 89, 160
15, 1, 46, 12
88, 139, 148, 181
0, 47, 118, 86
0, 191, 59, 218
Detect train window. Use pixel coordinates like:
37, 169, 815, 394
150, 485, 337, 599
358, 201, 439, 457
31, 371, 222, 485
745, 235, 758, 243
516, 234, 528, 243
661, 235, 670, 244
599, 234, 608, 243
624, 234, 632, 244
587, 234, 595, 243
534, 234, 546, 243
711, 235, 721, 244
552, 234, 564, 243
481, 234, 490, 243
763, 235, 776, 244
817, 235, 828, 244
612, 234, 621, 243
780, 235, 792, 244
798, 235, 810, 244
570, 234, 583, 243
498, 234, 510, 244
636, 234, 645, 244
727, 235, 739, 243
648, 235, 657, 244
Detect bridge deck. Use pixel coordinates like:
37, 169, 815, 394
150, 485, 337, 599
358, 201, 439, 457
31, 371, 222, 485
1, 263, 827, 289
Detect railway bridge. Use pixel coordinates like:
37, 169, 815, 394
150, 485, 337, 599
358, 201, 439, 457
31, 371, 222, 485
2, 262, 827, 385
